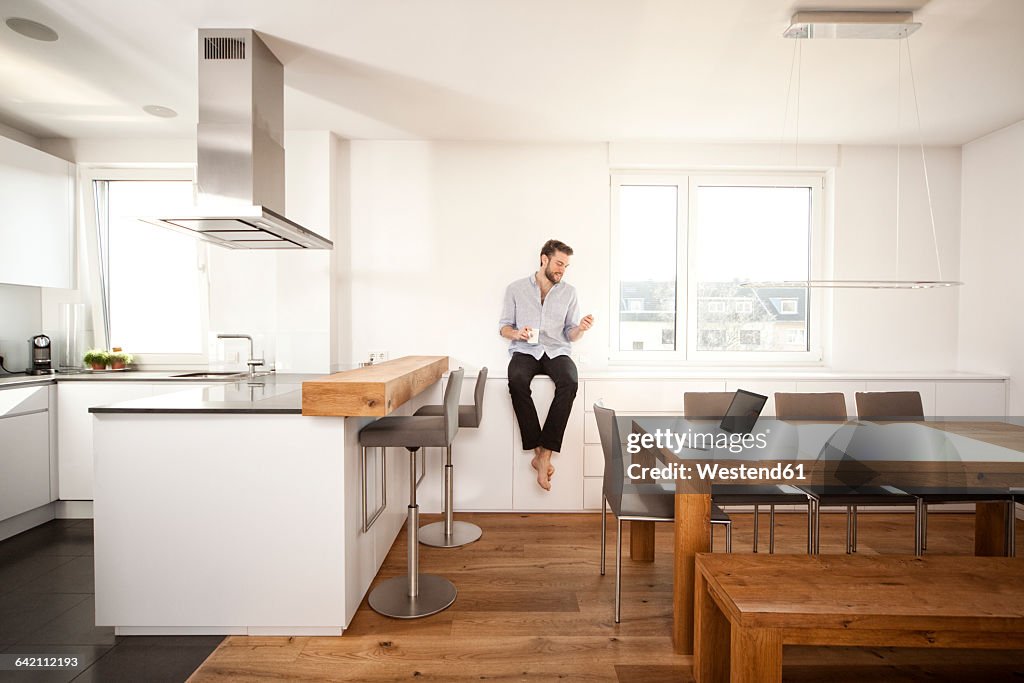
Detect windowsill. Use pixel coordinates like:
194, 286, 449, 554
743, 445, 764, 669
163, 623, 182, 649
575, 367, 1007, 381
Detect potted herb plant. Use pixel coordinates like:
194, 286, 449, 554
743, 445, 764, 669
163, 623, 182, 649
109, 351, 134, 370
83, 349, 110, 370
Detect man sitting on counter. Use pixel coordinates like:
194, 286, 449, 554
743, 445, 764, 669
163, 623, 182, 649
499, 239, 594, 491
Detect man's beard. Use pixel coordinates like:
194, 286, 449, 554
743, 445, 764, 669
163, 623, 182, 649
544, 265, 562, 283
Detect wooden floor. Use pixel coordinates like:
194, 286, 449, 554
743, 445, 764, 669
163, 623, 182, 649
190, 511, 1024, 682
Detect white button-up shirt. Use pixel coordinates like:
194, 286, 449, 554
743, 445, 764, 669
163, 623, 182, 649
499, 273, 580, 359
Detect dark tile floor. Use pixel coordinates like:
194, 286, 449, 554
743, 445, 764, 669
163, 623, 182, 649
0, 520, 221, 682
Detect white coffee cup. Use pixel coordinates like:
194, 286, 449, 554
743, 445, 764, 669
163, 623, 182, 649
526, 328, 539, 344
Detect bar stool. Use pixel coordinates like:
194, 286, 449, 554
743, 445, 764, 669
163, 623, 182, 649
413, 367, 488, 548
358, 367, 464, 618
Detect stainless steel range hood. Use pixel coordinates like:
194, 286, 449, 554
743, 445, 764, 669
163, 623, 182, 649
148, 29, 332, 250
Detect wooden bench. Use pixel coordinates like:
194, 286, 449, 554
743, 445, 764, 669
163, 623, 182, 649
694, 554, 1024, 683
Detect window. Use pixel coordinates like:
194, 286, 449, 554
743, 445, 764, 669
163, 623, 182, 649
611, 173, 823, 362
84, 170, 209, 364
739, 329, 761, 346
778, 299, 798, 315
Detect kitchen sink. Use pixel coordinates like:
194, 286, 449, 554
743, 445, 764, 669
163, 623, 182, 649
170, 371, 249, 379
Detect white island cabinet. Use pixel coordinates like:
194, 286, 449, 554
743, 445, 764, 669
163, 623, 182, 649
91, 372, 431, 636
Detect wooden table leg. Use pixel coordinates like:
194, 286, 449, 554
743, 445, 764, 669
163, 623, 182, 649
694, 564, 730, 683
730, 624, 782, 683
975, 502, 1012, 556
630, 521, 655, 561
673, 492, 711, 654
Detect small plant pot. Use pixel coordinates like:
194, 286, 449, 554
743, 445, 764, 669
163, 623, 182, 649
90, 362, 108, 370
110, 360, 126, 370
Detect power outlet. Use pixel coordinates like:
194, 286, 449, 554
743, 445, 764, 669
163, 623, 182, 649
368, 350, 388, 364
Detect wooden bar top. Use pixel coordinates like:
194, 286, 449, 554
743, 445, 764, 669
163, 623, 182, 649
301, 356, 448, 417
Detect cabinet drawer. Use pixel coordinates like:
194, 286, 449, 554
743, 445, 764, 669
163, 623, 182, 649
0, 385, 49, 418
0, 410, 51, 519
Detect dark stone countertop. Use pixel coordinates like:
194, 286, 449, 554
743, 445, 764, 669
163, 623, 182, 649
87, 373, 330, 414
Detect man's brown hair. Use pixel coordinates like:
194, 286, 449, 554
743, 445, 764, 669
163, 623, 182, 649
540, 239, 573, 264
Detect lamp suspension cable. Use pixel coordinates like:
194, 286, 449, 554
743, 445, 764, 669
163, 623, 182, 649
906, 35, 944, 282
778, 39, 799, 167
895, 35, 902, 279
741, 10, 962, 291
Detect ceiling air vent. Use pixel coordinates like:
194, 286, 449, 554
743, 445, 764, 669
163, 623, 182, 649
203, 36, 246, 60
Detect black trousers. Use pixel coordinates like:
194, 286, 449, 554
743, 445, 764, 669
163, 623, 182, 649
507, 352, 579, 453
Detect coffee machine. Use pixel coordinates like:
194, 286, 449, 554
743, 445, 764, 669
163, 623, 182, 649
28, 334, 54, 375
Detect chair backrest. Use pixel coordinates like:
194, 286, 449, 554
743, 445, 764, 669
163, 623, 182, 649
442, 368, 465, 444
683, 392, 735, 419
775, 392, 846, 420
855, 391, 924, 420
593, 401, 625, 511
468, 367, 488, 427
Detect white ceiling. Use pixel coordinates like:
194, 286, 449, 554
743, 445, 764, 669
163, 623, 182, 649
1, 0, 1022, 145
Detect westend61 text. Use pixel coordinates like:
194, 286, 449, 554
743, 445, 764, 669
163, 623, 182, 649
626, 428, 768, 454
626, 462, 806, 482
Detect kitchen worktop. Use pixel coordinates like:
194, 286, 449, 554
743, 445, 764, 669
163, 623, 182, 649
88, 373, 327, 414
0, 370, 274, 389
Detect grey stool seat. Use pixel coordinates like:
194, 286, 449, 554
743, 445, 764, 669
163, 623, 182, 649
358, 367, 464, 619
360, 416, 448, 447
412, 404, 479, 427
412, 367, 488, 548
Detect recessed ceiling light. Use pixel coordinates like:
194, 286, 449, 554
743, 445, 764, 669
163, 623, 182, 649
5, 17, 59, 42
143, 105, 178, 118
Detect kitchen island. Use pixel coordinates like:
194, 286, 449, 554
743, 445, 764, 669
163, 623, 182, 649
91, 359, 447, 636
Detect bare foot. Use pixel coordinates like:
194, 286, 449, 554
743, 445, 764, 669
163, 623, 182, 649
531, 451, 551, 491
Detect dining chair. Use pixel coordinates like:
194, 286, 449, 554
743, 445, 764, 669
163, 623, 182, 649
684, 391, 813, 554
857, 390, 1015, 554
594, 401, 731, 623
779, 392, 923, 554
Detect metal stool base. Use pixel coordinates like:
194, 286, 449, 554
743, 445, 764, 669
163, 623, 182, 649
367, 574, 457, 619
419, 521, 483, 548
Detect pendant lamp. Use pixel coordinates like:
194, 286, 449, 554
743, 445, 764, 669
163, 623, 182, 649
741, 11, 962, 290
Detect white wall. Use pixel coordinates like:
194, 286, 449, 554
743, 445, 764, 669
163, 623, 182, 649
958, 119, 1024, 412
0, 284, 42, 371
43, 133, 337, 374
204, 131, 335, 373
344, 141, 963, 375
830, 145, 962, 371
346, 141, 610, 374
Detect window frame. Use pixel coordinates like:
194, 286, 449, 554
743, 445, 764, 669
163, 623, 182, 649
609, 170, 826, 365
79, 165, 210, 368
608, 174, 688, 360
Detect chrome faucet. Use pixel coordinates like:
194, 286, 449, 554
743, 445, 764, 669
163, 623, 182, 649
217, 334, 265, 378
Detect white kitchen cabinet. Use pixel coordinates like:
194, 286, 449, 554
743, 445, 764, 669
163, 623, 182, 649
512, 377, 584, 511
584, 379, 725, 413
583, 476, 604, 511
0, 135, 74, 288
418, 378, 515, 512
935, 381, 1007, 417
0, 385, 52, 520
56, 382, 172, 500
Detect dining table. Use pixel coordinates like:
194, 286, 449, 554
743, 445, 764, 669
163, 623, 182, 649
628, 417, 1024, 655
